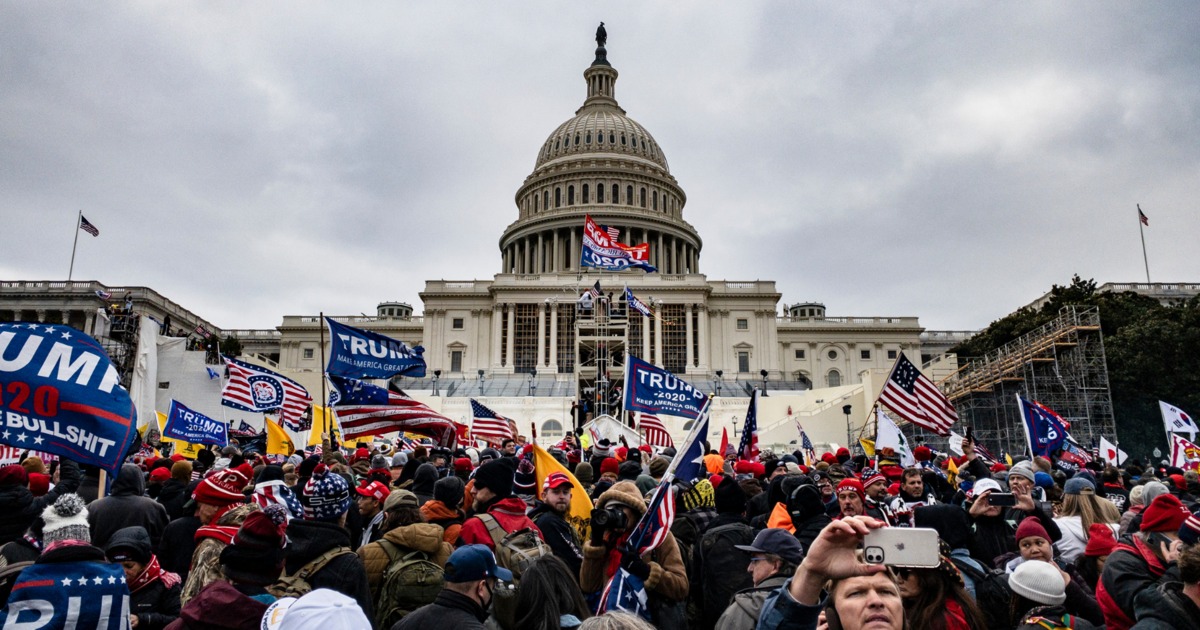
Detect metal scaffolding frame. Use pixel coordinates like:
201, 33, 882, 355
935, 305, 1117, 457
576, 296, 628, 421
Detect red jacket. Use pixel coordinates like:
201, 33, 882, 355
458, 497, 542, 549
1096, 536, 1167, 630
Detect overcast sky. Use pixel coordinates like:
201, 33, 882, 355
3, 2, 1197, 332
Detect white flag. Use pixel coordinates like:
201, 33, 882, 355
875, 408, 916, 467
1161, 401, 1198, 440
1099, 436, 1127, 466
948, 431, 965, 456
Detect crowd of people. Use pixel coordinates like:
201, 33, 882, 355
2, 430, 1200, 629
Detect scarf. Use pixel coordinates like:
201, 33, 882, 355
128, 556, 181, 594
194, 524, 240, 545
604, 532, 632, 579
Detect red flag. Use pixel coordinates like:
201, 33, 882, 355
719, 427, 729, 458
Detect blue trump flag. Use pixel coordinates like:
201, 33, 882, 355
1, 560, 131, 628
327, 374, 390, 406
0, 322, 137, 473
325, 318, 426, 380
164, 400, 228, 446
1017, 395, 1067, 457
621, 355, 707, 420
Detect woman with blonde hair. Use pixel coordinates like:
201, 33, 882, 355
1054, 477, 1120, 564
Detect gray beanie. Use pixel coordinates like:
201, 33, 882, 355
42, 494, 90, 547
1009, 560, 1066, 605
1142, 481, 1170, 506
391, 452, 409, 468
1009, 460, 1036, 483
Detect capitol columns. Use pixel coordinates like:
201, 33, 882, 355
684, 302, 695, 371
548, 301, 559, 371
505, 305, 516, 371
696, 304, 710, 372
536, 301, 547, 369
491, 304, 503, 371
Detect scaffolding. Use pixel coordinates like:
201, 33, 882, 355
576, 293, 628, 421
934, 305, 1116, 457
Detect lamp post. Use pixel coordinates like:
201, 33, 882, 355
760, 369, 769, 397
715, 370, 723, 397
432, 369, 441, 396
843, 404, 853, 452
477, 369, 486, 396
529, 367, 537, 397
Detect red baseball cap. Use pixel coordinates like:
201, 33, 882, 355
356, 480, 390, 502
542, 471, 572, 492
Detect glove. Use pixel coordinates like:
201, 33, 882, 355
589, 522, 606, 546
621, 549, 652, 581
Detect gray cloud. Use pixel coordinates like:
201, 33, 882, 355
2, 2, 1196, 331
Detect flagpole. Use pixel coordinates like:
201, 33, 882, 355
319, 312, 329, 439
68, 210, 81, 281
1138, 204, 1150, 283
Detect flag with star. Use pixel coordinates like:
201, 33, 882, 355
877, 353, 958, 435
1, 561, 131, 628
0, 322, 138, 473
737, 390, 760, 460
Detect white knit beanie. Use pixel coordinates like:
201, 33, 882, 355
42, 494, 91, 546
1009, 560, 1066, 606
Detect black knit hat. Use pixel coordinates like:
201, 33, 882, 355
617, 461, 642, 482
220, 504, 287, 586
473, 459, 515, 499
434, 475, 465, 509
714, 476, 748, 515
105, 526, 153, 565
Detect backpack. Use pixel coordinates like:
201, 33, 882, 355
695, 522, 755, 630
478, 513, 552, 630
951, 557, 1013, 630
373, 540, 444, 629
267, 547, 355, 599
477, 513, 551, 581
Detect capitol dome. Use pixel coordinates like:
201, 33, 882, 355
499, 33, 702, 276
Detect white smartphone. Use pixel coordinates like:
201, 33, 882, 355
862, 527, 941, 568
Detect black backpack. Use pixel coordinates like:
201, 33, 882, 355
695, 522, 755, 630
951, 556, 1012, 630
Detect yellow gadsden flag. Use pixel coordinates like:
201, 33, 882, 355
531, 443, 594, 541
265, 417, 295, 456
308, 406, 341, 447
859, 438, 876, 458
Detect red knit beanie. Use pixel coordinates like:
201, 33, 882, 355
1142, 494, 1192, 533
914, 445, 933, 462
600, 458, 620, 476
193, 469, 248, 506
0, 465, 28, 487
1084, 523, 1118, 557
1015, 516, 1050, 542
836, 478, 865, 502
27, 473, 50, 497
734, 460, 754, 475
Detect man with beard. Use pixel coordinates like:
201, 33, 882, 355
529, 471, 584, 580
858, 468, 894, 525
458, 459, 542, 550
887, 467, 936, 526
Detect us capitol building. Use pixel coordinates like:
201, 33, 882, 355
2, 32, 979, 448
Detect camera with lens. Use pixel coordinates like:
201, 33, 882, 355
590, 506, 628, 533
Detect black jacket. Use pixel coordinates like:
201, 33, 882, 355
391, 589, 487, 630
1131, 580, 1200, 630
411, 464, 438, 506
156, 516, 201, 583
531, 503, 584, 580
156, 479, 190, 521
130, 573, 183, 630
970, 501, 1062, 568
284, 518, 373, 618
0, 458, 81, 545
87, 464, 169, 549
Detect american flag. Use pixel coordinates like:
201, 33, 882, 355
221, 356, 312, 431
470, 399, 514, 445
797, 421, 816, 463
587, 281, 602, 299
738, 391, 760, 460
1139, 206, 1149, 226
598, 481, 675, 617
603, 225, 620, 242
877, 353, 958, 435
195, 324, 210, 338
638, 413, 673, 448
79, 215, 99, 237
336, 392, 458, 445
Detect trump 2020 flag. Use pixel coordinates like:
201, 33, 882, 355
325, 317, 426, 380
580, 214, 657, 273
1, 560, 131, 628
0, 322, 138, 473
624, 286, 653, 318
1017, 395, 1067, 458
164, 400, 228, 447
221, 356, 312, 431
622, 355, 707, 421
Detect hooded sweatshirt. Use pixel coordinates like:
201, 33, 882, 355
87, 464, 170, 549
356, 522, 453, 599
411, 464, 439, 506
